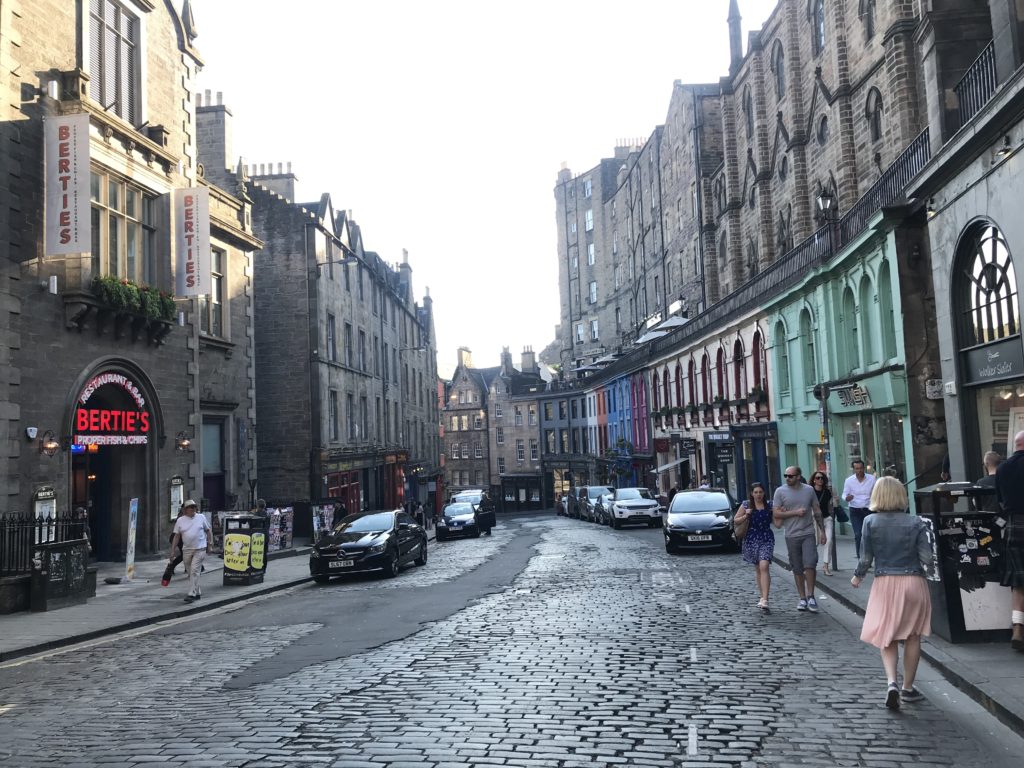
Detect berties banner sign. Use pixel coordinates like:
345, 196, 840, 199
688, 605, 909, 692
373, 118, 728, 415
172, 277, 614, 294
44, 113, 90, 254
174, 187, 211, 296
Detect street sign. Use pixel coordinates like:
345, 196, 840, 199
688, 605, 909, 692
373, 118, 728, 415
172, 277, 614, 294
681, 437, 697, 453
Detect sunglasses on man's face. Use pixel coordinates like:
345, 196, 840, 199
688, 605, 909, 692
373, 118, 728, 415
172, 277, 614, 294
784, 474, 798, 479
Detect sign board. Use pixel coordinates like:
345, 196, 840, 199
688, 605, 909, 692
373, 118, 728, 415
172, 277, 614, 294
963, 337, 1024, 386
837, 385, 872, 408
174, 187, 211, 296
170, 476, 184, 521
44, 113, 90, 254
705, 431, 732, 442
681, 437, 697, 454
714, 445, 735, 463
75, 372, 151, 447
125, 498, 139, 581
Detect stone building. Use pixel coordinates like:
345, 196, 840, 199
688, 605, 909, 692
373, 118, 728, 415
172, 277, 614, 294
233, 155, 440, 515
1, 0, 259, 561
443, 348, 497, 495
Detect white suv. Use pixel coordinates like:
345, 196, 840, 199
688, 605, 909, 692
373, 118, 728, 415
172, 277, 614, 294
609, 487, 662, 529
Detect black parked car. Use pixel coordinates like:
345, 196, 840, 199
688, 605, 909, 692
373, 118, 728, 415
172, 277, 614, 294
436, 502, 481, 540
310, 509, 427, 581
592, 491, 615, 526
663, 489, 739, 553
578, 485, 614, 522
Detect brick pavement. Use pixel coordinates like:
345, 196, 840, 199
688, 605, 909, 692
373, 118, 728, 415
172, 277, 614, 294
0, 516, 1020, 767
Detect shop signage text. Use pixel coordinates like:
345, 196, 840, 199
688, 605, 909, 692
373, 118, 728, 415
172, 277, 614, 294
964, 338, 1024, 386
837, 385, 872, 408
44, 114, 90, 254
75, 374, 151, 446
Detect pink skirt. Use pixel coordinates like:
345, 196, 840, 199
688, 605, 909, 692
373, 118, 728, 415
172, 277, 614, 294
860, 575, 932, 649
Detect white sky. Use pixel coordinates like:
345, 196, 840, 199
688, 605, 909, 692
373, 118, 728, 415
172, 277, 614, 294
194, 0, 778, 378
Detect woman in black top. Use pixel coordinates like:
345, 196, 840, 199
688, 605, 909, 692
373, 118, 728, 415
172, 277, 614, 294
811, 472, 834, 576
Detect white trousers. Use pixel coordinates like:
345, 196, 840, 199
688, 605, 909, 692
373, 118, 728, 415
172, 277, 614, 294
816, 516, 834, 569
182, 548, 206, 596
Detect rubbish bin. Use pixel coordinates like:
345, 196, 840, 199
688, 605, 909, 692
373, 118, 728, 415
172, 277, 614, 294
914, 483, 1012, 643
222, 514, 268, 586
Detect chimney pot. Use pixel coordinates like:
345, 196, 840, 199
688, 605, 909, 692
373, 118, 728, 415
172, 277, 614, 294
204, 88, 212, 104
277, 162, 283, 174
216, 91, 223, 105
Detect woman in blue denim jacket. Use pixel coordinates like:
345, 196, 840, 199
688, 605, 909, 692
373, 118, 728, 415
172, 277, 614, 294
850, 476, 935, 710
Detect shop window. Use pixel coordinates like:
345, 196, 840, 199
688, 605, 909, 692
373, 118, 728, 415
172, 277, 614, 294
88, 0, 141, 125
859, 276, 875, 365
800, 310, 816, 390
90, 171, 157, 284
774, 321, 791, 394
878, 262, 897, 359
957, 223, 1019, 346
200, 248, 225, 338
842, 287, 860, 372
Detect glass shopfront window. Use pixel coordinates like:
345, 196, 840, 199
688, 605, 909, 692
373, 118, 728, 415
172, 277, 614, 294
837, 411, 906, 481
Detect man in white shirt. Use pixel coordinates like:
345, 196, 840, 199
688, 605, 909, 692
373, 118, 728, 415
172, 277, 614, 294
170, 499, 212, 603
842, 459, 876, 558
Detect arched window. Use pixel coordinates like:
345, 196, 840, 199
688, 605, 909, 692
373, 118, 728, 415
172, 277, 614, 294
859, 0, 876, 40
752, 331, 766, 393
859, 275, 875, 364
747, 237, 759, 277
688, 360, 697, 407
843, 286, 860, 372
716, 348, 728, 400
772, 40, 786, 98
651, 368, 660, 412
812, 0, 826, 55
663, 369, 671, 408
878, 261, 897, 360
733, 339, 746, 398
866, 87, 883, 143
675, 363, 683, 408
800, 309, 817, 389
957, 223, 1020, 346
743, 87, 754, 138
701, 352, 712, 403
774, 321, 791, 393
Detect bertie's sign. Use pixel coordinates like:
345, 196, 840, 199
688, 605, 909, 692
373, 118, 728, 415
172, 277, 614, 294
73, 373, 151, 446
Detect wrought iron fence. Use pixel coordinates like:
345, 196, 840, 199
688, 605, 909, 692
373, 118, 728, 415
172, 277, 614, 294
838, 128, 932, 246
0, 512, 86, 577
954, 40, 997, 132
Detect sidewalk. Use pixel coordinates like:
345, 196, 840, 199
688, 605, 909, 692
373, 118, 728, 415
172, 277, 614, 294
0, 545, 315, 663
772, 527, 1024, 733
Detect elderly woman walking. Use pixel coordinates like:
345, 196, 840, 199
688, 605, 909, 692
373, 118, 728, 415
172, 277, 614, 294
851, 476, 935, 709
734, 482, 775, 613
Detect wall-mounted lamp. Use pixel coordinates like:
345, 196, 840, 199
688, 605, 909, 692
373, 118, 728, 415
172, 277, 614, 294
1015, 384, 1024, 398
316, 255, 359, 273
996, 135, 1013, 159
1000, 387, 1014, 400
40, 430, 61, 457
175, 431, 192, 451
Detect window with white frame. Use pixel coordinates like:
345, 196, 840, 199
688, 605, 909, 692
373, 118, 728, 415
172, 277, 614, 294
590, 319, 599, 340
450, 415, 458, 431
329, 390, 339, 441
516, 439, 525, 462
475, 445, 483, 458
496, 427, 504, 445
528, 405, 537, 426
585, 209, 593, 231
473, 415, 483, 429
587, 243, 595, 265
583, 178, 593, 198
570, 221, 577, 234
514, 407, 523, 426
451, 442, 459, 460
530, 438, 538, 460
88, 0, 141, 125
572, 253, 578, 273
498, 457, 506, 474
576, 324, 584, 343
460, 414, 469, 431
461, 444, 469, 459
90, 171, 157, 283
200, 248, 225, 337
589, 281, 597, 304
326, 313, 337, 362
495, 402, 503, 418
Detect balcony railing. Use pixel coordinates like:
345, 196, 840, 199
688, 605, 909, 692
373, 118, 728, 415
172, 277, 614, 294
954, 40, 997, 132
838, 127, 932, 246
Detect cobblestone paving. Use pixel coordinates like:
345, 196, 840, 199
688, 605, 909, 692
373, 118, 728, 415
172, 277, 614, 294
0, 517, 1016, 767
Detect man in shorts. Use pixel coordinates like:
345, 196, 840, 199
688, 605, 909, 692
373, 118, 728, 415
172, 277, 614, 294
773, 466, 827, 612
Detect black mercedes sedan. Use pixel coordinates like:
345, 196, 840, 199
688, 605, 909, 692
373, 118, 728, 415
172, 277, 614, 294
435, 502, 480, 541
310, 509, 427, 581
664, 489, 739, 553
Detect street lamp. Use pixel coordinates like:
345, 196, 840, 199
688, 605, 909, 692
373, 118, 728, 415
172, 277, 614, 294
315, 254, 360, 273
812, 383, 837, 572
816, 188, 839, 253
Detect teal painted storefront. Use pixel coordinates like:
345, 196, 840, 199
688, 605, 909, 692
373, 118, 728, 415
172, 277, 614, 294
765, 215, 918, 493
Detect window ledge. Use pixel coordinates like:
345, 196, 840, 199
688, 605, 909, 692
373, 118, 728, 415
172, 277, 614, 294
199, 334, 235, 356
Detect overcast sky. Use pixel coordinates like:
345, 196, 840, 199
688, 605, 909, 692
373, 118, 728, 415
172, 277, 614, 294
194, 0, 778, 377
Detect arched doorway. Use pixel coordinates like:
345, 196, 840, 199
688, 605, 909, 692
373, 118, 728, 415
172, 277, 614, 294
65, 360, 163, 561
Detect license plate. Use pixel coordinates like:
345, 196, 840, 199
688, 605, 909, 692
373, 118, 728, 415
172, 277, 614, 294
687, 535, 712, 542
632, 510, 647, 516
329, 559, 354, 569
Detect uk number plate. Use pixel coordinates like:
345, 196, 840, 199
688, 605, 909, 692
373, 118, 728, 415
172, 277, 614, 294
687, 535, 712, 542
329, 559, 354, 569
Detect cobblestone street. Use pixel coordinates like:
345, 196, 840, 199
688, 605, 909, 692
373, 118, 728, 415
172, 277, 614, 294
0, 516, 1020, 767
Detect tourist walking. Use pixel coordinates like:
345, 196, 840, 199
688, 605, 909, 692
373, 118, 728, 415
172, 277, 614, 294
810, 471, 835, 576
773, 466, 826, 612
851, 476, 935, 708
843, 459, 876, 558
995, 431, 1024, 652
734, 482, 774, 612
169, 500, 213, 603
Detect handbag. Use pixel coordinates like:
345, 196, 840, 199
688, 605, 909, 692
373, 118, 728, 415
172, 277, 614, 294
733, 503, 751, 540
835, 505, 850, 524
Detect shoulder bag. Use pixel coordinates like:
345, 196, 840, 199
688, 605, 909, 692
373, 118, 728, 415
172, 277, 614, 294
733, 502, 751, 541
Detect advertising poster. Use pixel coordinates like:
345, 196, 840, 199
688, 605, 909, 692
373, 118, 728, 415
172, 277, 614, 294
174, 187, 211, 296
223, 532, 250, 572
250, 533, 266, 570
125, 498, 139, 581
44, 113, 90, 254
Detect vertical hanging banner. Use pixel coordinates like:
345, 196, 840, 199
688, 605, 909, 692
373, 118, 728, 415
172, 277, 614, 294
44, 113, 91, 254
174, 187, 211, 296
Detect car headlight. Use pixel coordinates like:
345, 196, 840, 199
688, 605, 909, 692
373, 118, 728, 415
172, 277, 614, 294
310, 549, 321, 558
438, 520, 448, 527
368, 542, 388, 554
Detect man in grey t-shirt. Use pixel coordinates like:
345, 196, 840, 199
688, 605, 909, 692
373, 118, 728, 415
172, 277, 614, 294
773, 466, 826, 613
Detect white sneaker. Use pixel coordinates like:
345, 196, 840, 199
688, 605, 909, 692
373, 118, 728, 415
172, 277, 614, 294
806, 597, 819, 613
797, 598, 808, 611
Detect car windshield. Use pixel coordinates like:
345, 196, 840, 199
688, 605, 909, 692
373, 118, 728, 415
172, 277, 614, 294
616, 488, 653, 501
588, 487, 613, 499
333, 512, 394, 533
669, 493, 731, 513
454, 493, 481, 505
444, 503, 475, 516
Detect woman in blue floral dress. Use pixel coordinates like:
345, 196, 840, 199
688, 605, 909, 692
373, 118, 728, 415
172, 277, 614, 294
735, 482, 775, 612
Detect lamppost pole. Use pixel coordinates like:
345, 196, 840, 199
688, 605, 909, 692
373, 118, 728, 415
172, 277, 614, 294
813, 383, 836, 571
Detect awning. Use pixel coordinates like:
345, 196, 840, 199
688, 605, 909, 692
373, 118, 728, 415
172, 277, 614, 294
634, 329, 668, 345
654, 316, 688, 331
655, 456, 689, 473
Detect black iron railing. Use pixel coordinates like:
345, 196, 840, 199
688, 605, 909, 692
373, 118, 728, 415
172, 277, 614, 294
838, 127, 932, 246
0, 512, 85, 577
954, 41, 997, 131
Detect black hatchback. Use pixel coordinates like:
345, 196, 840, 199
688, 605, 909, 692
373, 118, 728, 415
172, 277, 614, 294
664, 490, 738, 552
310, 509, 427, 581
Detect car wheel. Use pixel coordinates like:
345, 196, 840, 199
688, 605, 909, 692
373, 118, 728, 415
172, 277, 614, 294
414, 538, 428, 566
313, 575, 331, 584
472, 529, 481, 538
665, 544, 675, 555
383, 548, 400, 578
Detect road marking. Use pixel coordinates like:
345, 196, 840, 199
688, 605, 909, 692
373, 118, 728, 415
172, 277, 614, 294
684, 604, 691, 614
687, 724, 698, 755
690, 646, 698, 662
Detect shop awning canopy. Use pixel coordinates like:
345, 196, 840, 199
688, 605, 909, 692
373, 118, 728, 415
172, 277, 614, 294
654, 316, 688, 332
634, 329, 668, 345
655, 456, 689, 473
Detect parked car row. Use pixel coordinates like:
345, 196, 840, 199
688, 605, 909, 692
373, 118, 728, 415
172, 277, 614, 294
557, 485, 741, 554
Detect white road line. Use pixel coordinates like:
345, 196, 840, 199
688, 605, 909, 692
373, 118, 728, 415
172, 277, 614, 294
690, 646, 698, 662
684, 604, 691, 614
687, 724, 698, 755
